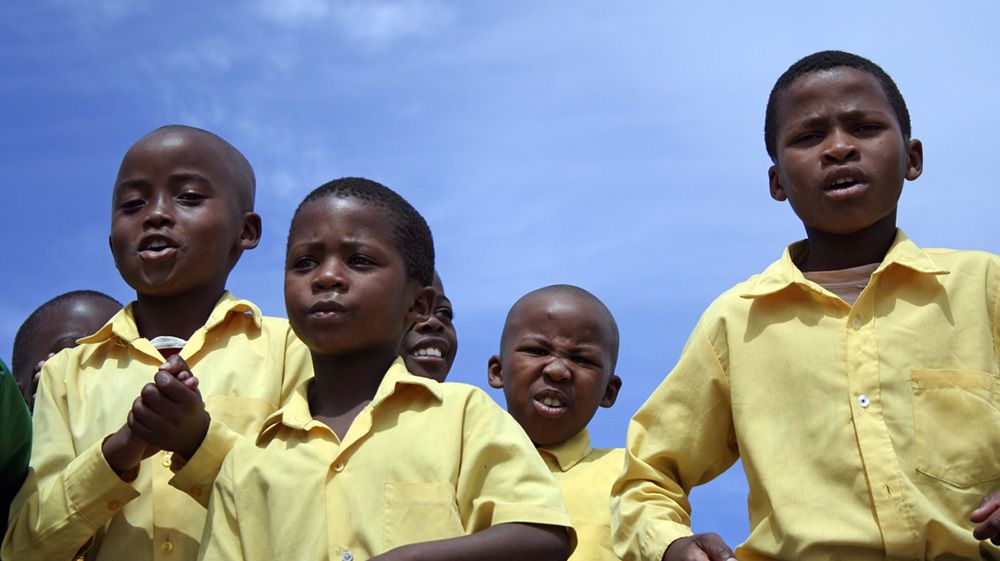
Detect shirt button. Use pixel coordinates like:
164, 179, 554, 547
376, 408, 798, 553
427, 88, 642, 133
106, 500, 121, 511
852, 316, 863, 329
342, 551, 354, 561
161, 452, 173, 469
857, 394, 871, 408
333, 462, 346, 473
161, 541, 174, 554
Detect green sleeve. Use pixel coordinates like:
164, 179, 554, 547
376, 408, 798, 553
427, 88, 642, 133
0, 359, 32, 540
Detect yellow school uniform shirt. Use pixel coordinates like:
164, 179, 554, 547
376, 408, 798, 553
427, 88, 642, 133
611, 231, 1000, 561
198, 358, 573, 561
539, 428, 624, 561
3, 292, 312, 561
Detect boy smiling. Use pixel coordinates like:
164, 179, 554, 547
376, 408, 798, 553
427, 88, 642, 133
612, 51, 1000, 561
4, 125, 310, 561
489, 284, 623, 561
401, 272, 458, 381
198, 178, 572, 561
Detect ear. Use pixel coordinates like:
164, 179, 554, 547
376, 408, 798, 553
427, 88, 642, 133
239, 212, 263, 250
405, 285, 435, 328
768, 165, 787, 202
599, 374, 622, 408
487, 355, 505, 389
904, 138, 923, 181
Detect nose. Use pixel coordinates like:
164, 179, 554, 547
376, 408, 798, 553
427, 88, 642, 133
311, 259, 347, 293
822, 128, 859, 163
142, 193, 174, 228
542, 357, 572, 382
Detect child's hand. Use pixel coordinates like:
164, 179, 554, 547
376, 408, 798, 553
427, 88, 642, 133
101, 423, 160, 480
663, 533, 737, 561
971, 490, 1000, 543
128, 355, 210, 461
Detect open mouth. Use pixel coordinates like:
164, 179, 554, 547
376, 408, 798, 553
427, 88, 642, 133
308, 300, 347, 319
411, 346, 444, 359
532, 389, 570, 418
138, 236, 179, 261
823, 171, 870, 200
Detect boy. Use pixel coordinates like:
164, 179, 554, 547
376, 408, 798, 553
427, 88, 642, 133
401, 271, 457, 381
0, 359, 30, 542
611, 50, 1000, 561
3, 125, 311, 561
198, 177, 573, 561
11, 290, 122, 410
488, 284, 624, 561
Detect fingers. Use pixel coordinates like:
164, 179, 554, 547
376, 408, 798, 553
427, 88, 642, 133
695, 534, 737, 561
153, 369, 202, 404
972, 491, 1000, 522
159, 354, 193, 376
973, 491, 1000, 542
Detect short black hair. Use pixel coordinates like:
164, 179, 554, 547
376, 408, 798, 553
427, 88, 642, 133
11, 290, 122, 380
503, 284, 620, 370
290, 177, 435, 286
137, 125, 256, 212
765, 50, 911, 162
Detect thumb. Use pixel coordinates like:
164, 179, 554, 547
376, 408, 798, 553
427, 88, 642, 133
697, 534, 737, 561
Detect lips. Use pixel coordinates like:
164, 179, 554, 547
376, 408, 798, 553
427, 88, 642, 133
822, 167, 870, 200
137, 234, 179, 262
407, 338, 449, 362
532, 387, 571, 418
307, 299, 348, 319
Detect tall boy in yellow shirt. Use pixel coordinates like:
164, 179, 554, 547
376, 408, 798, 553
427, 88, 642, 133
198, 177, 573, 561
489, 284, 624, 561
3, 125, 310, 561
612, 50, 1000, 561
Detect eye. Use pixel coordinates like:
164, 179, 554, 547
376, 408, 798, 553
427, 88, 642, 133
289, 256, 318, 271
435, 306, 454, 322
348, 254, 377, 268
177, 192, 208, 204
789, 131, 822, 146
853, 123, 885, 136
117, 197, 144, 212
519, 346, 548, 357
572, 355, 597, 367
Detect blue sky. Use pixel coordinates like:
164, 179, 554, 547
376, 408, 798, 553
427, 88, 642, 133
3, 0, 999, 546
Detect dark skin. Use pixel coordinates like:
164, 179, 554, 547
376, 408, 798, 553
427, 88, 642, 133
287, 196, 569, 560
487, 288, 621, 447
768, 67, 922, 273
102, 126, 260, 475
401, 272, 458, 382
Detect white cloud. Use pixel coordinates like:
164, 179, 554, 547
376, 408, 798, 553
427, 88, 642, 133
253, 0, 454, 51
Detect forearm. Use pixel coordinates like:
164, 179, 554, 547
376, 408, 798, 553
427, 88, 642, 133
377, 523, 570, 561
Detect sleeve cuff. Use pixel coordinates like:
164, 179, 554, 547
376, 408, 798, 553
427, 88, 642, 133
64, 440, 141, 528
642, 520, 694, 561
168, 417, 238, 507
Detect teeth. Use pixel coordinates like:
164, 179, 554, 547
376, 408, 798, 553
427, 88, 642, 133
541, 397, 564, 407
832, 177, 855, 186
414, 347, 443, 358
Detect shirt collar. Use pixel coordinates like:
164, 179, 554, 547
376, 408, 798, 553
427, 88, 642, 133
740, 229, 949, 300
77, 291, 261, 361
538, 428, 592, 472
257, 357, 443, 443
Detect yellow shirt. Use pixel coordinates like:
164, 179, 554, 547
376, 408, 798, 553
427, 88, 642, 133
198, 358, 573, 561
612, 232, 1000, 561
539, 428, 624, 561
3, 293, 312, 561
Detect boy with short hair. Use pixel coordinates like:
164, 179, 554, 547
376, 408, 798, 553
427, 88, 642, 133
488, 284, 624, 561
198, 177, 573, 561
401, 271, 457, 381
611, 50, 1000, 561
3, 125, 311, 561
11, 289, 122, 410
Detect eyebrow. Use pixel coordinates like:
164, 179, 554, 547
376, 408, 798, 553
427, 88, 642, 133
790, 109, 889, 130
115, 172, 212, 191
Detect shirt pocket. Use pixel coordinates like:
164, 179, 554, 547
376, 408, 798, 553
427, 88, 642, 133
205, 395, 277, 436
383, 481, 464, 552
911, 368, 1000, 487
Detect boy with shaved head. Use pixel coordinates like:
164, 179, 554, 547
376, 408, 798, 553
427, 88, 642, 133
490, 284, 624, 561
4, 125, 311, 561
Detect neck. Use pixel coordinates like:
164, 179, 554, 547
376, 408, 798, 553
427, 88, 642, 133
133, 285, 226, 341
799, 213, 898, 272
308, 348, 399, 418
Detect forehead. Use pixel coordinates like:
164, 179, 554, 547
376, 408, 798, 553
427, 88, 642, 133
506, 292, 614, 347
34, 298, 118, 344
290, 196, 397, 248
116, 130, 243, 198
775, 67, 895, 130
